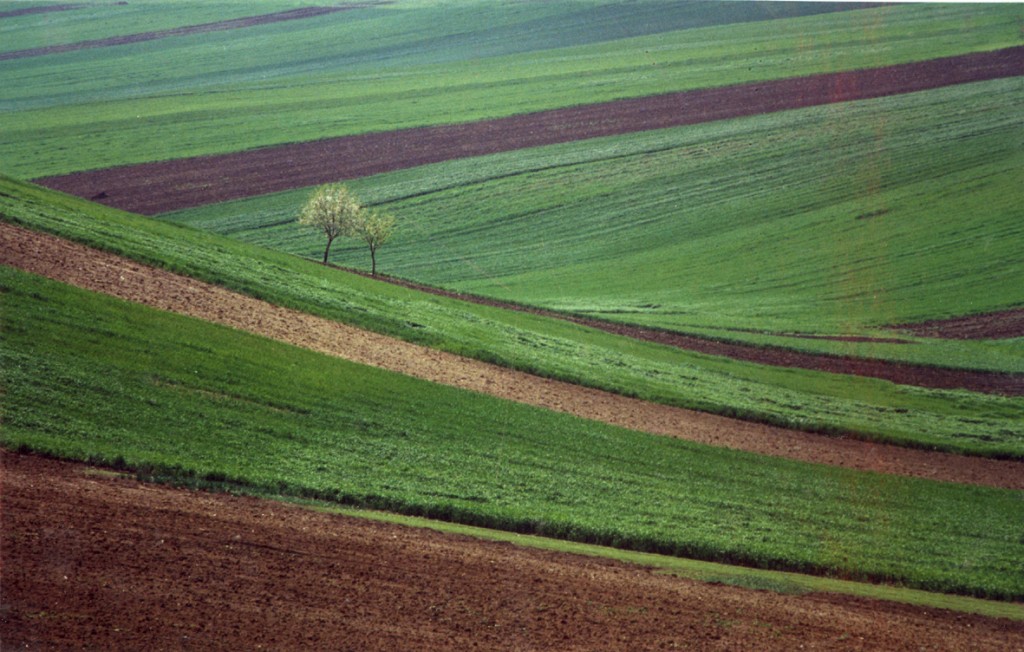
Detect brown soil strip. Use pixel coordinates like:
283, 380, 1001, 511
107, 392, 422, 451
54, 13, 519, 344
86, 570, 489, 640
35, 46, 1024, 215
4, 452, 1022, 651
0, 3, 83, 20
3, 222, 1022, 490
895, 308, 1024, 340
0, 5, 375, 61
352, 268, 1024, 396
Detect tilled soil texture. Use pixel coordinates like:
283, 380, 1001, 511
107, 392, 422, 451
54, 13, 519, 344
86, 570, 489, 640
895, 308, 1024, 340
5, 453, 1023, 651
4, 223, 1023, 490
0, 5, 377, 61
346, 269, 1024, 396
0, 4, 82, 20
36, 46, 1024, 215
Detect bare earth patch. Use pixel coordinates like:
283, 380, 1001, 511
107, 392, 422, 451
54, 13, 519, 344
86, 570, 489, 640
895, 309, 1024, 340
4, 452, 1023, 651
0, 5, 378, 61
35, 46, 1024, 215
3, 222, 1022, 490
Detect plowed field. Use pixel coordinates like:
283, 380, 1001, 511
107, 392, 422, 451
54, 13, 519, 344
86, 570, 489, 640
4, 452, 1022, 651
4, 222, 1022, 490
35, 46, 1024, 215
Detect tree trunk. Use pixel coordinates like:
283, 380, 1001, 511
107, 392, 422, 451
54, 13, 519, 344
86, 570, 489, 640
369, 246, 377, 276
323, 236, 334, 264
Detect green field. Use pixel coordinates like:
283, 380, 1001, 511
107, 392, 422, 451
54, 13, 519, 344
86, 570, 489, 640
4, 266, 1022, 600
4, 177, 1022, 458
1, 2, 1020, 177
166, 77, 1024, 369
2, 0, 1022, 612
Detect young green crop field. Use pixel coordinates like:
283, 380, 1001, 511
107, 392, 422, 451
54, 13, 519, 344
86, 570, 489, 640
0, 2, 1019, 177
2, 0, 1022, 616
4, 177, 1023, 458
166, 77, 1024, 369
3, 265, 1022, 600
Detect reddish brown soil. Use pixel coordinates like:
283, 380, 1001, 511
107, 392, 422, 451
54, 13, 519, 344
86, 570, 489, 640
36, 46, 1024, 215
0, 5, 377, 61
349, 268, 1024, 396
4, 222, 1023, 490
4, 452, 1022, 651
0, 4, 82, 20
896, 308, 1024, 340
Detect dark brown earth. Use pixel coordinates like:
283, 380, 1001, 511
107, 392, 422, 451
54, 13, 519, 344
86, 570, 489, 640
0, 4, 82, 20
4, 452, 1022, 651
0, 5, 377, 61
348, 268, 1024, 396
35, 46, 1024, 215
895, 308, 1024, 340
4, 222, 1023, 490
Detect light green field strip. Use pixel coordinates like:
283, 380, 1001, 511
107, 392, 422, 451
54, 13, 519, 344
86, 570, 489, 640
3, 266, 1023, 600
0, 3, 1019, 177
3, 175, 1022, 457
164, 78, 1024, 373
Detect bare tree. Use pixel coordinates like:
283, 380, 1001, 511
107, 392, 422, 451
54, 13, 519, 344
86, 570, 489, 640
298, 183, 361, 264
354, 208, 396, 276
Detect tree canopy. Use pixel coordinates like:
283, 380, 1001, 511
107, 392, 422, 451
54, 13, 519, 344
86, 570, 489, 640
299, 183, 396, 275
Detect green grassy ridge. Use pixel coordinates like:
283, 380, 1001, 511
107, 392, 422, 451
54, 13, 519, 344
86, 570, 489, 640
2, 3, 1020, 177
3, 266, 1023, 600
165, 78, 1024, 375
2, 174, 1022, 458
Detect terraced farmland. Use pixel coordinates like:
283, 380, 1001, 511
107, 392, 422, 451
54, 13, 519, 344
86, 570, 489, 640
2, 1, 1022, 648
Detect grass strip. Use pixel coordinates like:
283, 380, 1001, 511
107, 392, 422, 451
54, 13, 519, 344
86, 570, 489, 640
2, 266, 1022, 600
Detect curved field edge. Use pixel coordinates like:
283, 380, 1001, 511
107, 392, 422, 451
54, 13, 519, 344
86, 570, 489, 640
7, 220, 1023, 491
9, 452, 1022, 622
2, 270, 1022, 601
2, 177, 1023, 459
3, 3, 1021, 178
8, 455, 1023, 651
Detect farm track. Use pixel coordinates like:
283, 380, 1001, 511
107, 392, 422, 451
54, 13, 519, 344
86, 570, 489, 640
0, 5, 377, 61
3, 222, 1023, 490
4, 452, 1022, 651
348, 269, 1024, 395
35, 46, 1024, 215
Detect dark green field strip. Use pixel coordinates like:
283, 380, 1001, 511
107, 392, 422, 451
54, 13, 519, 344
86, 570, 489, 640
2, 265, 1022, 600
0, 5, 372, 61
34, 45, 1024, 215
